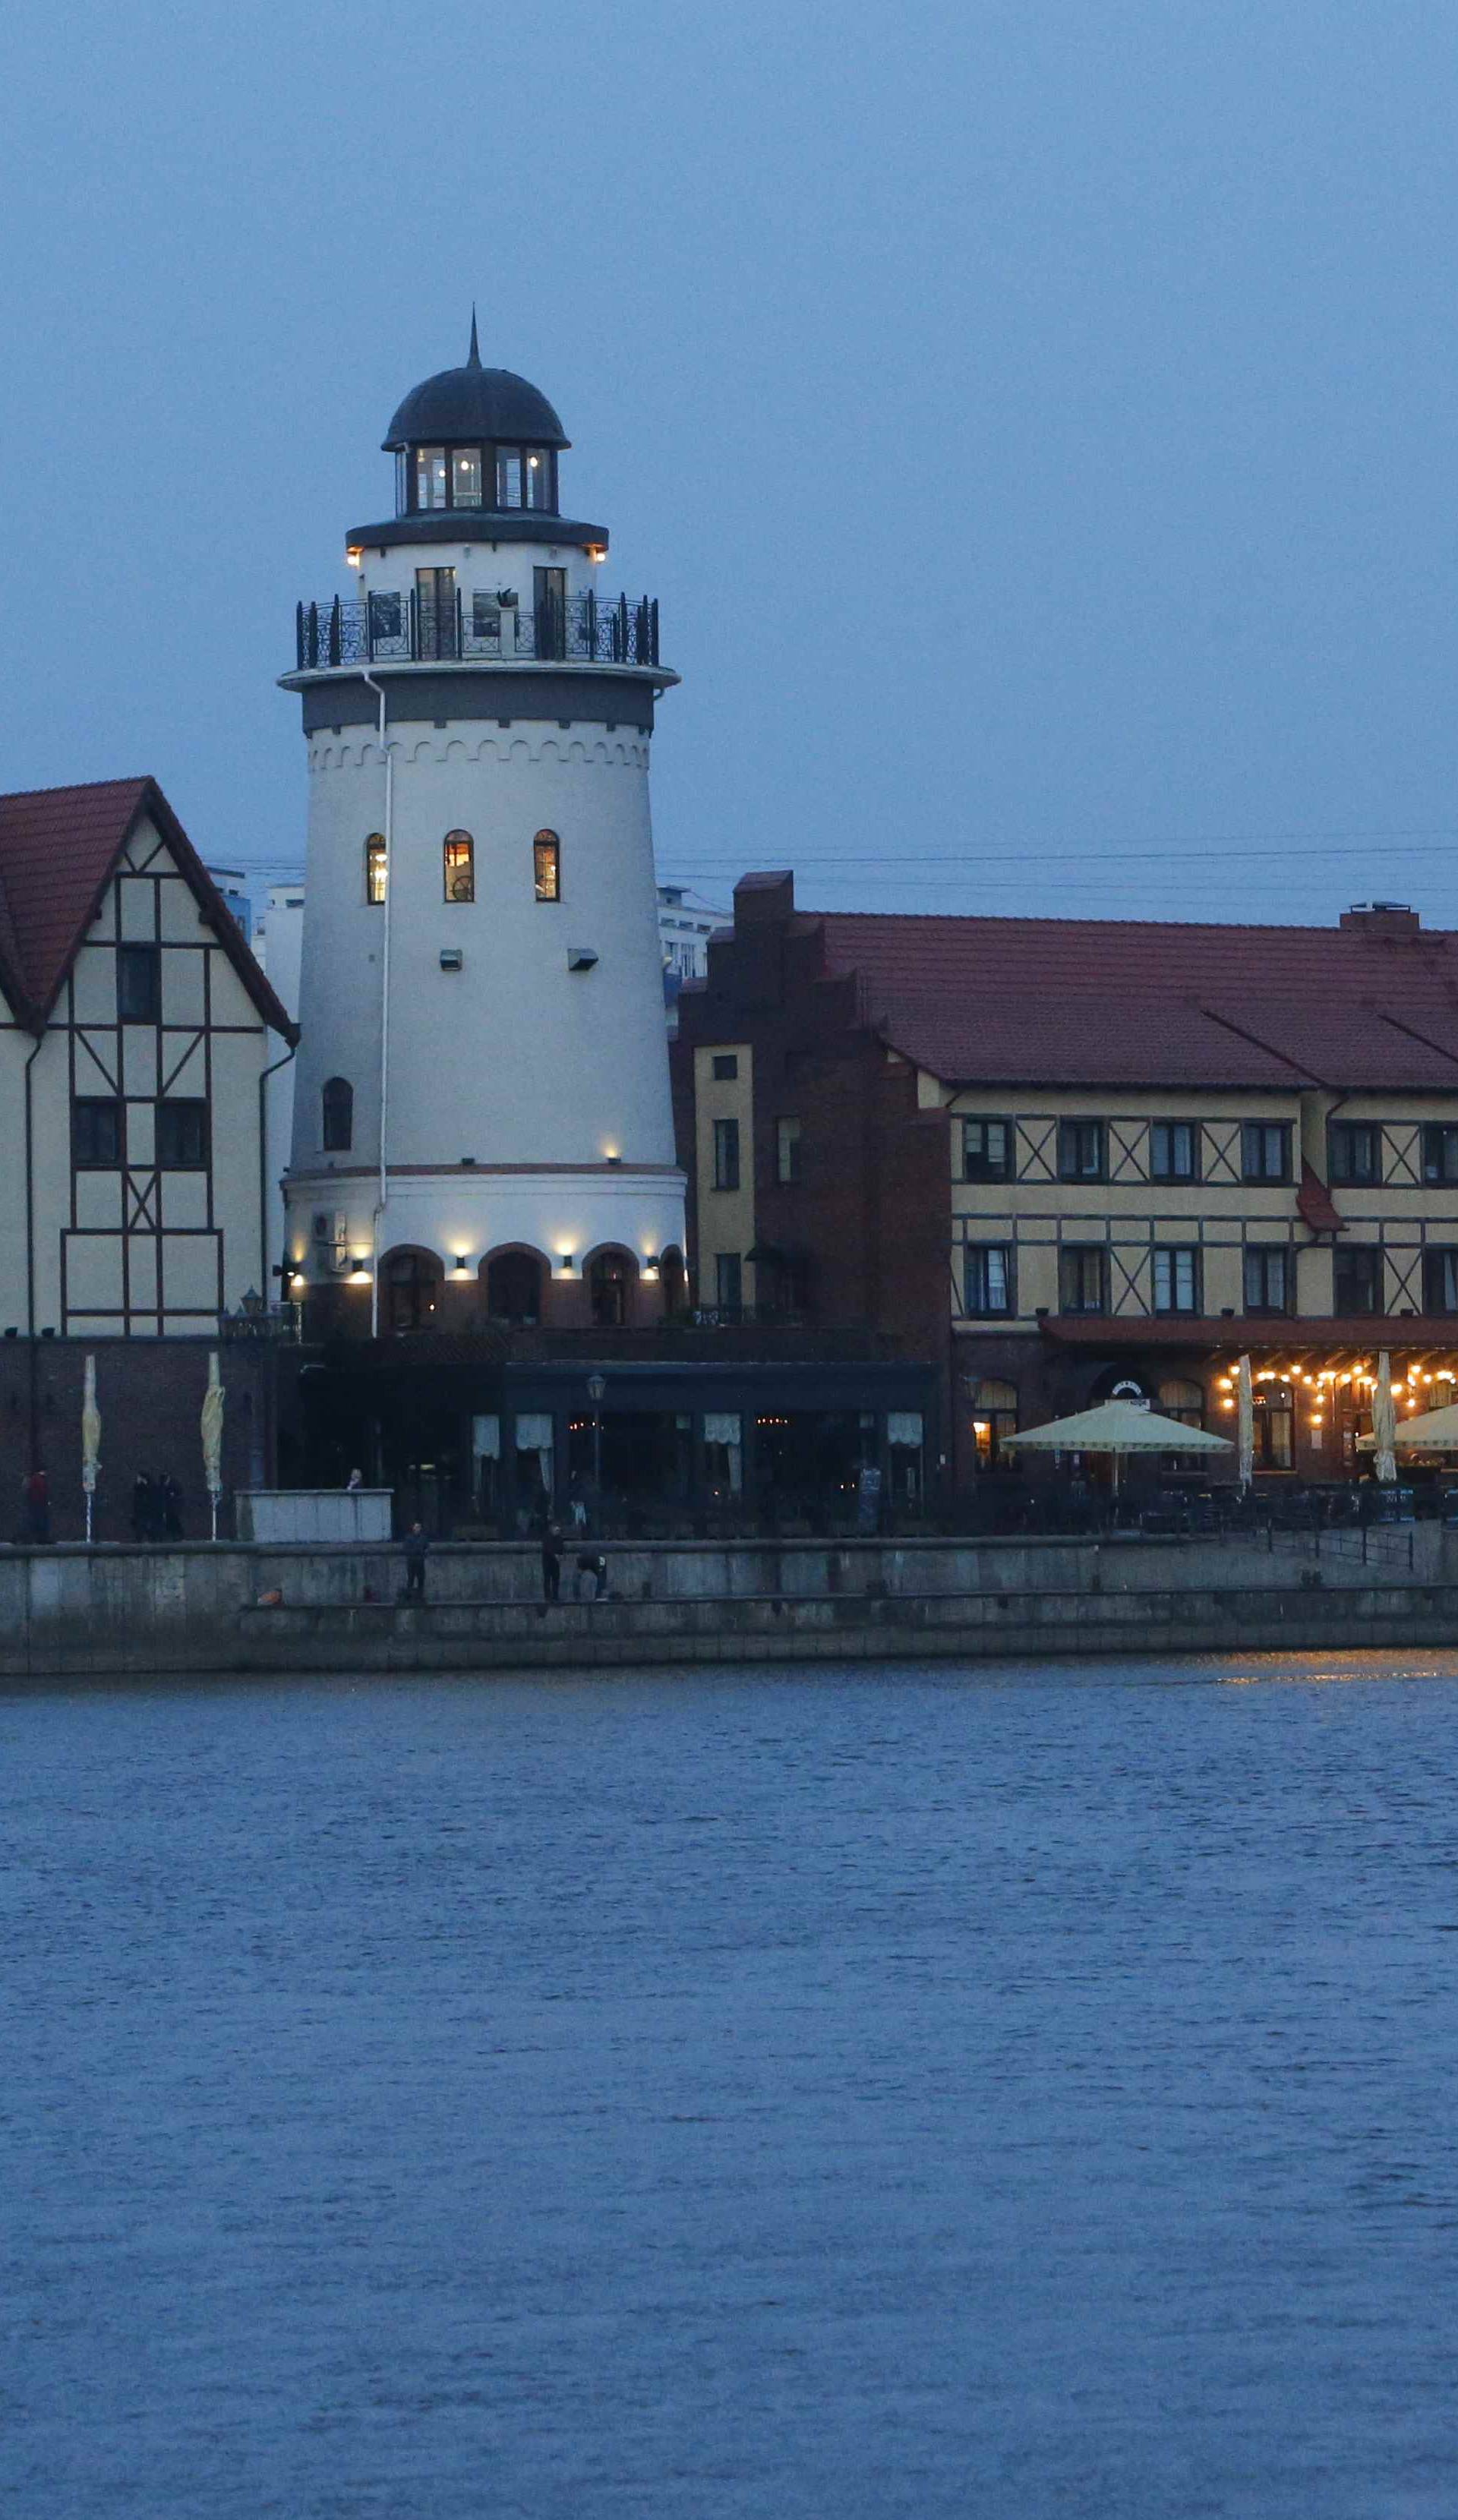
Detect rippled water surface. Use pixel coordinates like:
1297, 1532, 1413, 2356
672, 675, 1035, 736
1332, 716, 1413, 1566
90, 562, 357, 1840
7, 1653, 1458, 2517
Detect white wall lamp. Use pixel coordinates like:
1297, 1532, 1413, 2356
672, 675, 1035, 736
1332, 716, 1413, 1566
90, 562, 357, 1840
555, 1253, 577, 1277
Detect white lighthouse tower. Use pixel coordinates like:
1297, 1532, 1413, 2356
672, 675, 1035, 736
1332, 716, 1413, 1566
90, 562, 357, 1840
280, 323, 685, 1336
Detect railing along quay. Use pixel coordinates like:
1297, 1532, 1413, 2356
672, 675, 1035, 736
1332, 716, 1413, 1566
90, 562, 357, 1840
295, 588, 661, 672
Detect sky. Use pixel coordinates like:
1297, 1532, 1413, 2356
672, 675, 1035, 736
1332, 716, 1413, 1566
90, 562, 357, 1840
2, 0, 1456, 929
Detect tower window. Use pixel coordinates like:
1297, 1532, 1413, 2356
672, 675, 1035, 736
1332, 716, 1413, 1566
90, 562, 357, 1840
117, 945, 160, 1023
451, 448, 481, 507
525, 451, 551, 509
156, 1099, 210, 1169
415, 446, 448, 509
534, 831, 560, 901
321, 1077, 353, 1153
443, 832, 475, 902
497, 449, 522, 509
365, 834, 387, 904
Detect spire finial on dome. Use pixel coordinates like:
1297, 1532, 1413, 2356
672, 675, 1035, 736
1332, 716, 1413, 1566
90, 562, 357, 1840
467, 305, 481, 369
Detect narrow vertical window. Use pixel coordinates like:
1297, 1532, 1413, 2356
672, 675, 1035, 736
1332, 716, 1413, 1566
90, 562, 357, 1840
497, 449, 522, 508
322, 1077, 353, 1153
713, 1118, 740, 1191
533, 831, 560, 901
117, 945, 160, 1022
443, 832, 475, 902
365, 834, 387, 904
415, 446, 448, 509
525, 450, 552, 509
451, 447, 482, 507
776, 1117, 801, 1184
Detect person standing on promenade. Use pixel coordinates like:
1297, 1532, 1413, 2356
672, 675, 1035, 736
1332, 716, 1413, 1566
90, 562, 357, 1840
22, 1468, 49, 1544
402, 1521, 430, 1601
541, 1525, 562, 1604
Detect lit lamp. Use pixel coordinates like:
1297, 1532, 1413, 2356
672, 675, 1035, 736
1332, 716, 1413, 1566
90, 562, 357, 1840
349, 1265, 373, 1285
642, 1252, 660, 1281
453, 1254, 472, 1276
555, 1252, 576, 1277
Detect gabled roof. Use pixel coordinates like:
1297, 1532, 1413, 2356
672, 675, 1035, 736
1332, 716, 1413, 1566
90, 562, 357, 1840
806, 908, 1458, 1092
0, 777, 297, 1042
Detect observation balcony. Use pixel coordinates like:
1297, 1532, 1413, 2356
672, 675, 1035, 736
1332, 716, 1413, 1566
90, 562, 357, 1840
295, 587, 661, 673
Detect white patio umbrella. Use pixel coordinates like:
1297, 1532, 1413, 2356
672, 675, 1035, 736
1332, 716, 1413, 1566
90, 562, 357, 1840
200, 1351, 225, 1541
1236, 1353, 1255, 1490
1003, 1399, 1233, 1495
1371, 1349, 1398, 1486
1359, 1398, 1458, 1450
80, 1354, 101, 1546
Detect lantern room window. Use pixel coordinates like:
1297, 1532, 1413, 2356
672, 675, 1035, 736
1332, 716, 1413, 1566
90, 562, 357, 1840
451, 448, 482, 507
415, 446, 449, 509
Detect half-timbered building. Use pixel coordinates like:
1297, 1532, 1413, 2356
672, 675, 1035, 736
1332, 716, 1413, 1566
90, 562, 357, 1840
672, 875, 1458, 1494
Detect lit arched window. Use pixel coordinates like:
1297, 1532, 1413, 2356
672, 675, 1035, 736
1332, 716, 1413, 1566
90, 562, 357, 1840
321, 1077, 353, 1153
443, 831, 475, 902
484, 1250, 542, 1323
534, 831, 560, 901
364, 834, 387, 904
1157, 1378, 1204, 1429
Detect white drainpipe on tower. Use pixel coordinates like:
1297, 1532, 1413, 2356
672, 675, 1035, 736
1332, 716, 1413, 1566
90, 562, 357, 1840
360, 669, 395, 1338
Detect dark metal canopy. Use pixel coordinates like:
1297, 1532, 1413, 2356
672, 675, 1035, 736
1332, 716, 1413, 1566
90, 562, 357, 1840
383, 315, 569, 452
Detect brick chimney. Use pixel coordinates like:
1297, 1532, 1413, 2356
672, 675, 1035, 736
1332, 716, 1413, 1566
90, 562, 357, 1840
734, 870, 796, 929
1340, 901, 1422, 938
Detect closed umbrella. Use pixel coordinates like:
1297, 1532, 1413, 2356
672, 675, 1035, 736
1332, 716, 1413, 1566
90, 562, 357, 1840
81, 1354, 101, 1546
200, 1350, 225, 1541
1236, 1353, 1254, 1490
1371, 1350, 1398, 1486
1003, 1398, 1232, 1497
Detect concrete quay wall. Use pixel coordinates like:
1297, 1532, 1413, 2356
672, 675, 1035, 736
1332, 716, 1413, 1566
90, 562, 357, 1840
0, 1530, 1454, 1679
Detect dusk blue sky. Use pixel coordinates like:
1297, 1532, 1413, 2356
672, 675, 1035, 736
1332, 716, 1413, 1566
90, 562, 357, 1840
2, 0, 1456, 928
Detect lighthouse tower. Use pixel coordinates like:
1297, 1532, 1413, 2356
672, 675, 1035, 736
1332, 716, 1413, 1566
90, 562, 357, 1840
280, 324, 685, 1333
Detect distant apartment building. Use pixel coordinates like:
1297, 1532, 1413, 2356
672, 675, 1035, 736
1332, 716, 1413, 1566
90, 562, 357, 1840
658, 882, 727, 1027
671, 874, 1458, 1490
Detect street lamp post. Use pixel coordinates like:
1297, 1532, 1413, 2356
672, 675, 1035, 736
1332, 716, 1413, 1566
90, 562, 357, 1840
586, 1372, 606, 1512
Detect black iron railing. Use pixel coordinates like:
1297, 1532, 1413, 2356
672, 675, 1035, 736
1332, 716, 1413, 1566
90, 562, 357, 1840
295, 588, 661, 672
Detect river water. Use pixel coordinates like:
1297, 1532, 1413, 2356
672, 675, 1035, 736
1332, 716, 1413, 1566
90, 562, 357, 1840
5, 1653, 1458, 2518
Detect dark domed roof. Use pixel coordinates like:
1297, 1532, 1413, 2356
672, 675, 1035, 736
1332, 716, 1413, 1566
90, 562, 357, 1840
383, 317, 568, 452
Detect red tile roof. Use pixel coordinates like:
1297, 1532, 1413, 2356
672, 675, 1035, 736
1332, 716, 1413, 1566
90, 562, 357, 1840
807, 908, 1458, 1090
0, 777, 295, 1041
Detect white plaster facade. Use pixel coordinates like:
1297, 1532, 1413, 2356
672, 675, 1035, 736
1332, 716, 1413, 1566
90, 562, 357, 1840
0, 809, 288, 1336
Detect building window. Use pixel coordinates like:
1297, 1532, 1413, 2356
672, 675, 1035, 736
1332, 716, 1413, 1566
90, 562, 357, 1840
1157, 1377, 1205, 1430
715, 1252, 743, 1313
1424, 1248, 1458, 1314
496, 449, 523, 508
776, 1117, 801, 1184
443, 831, 475, 902
1152, 1246, 1200, 1314
415, 446, 449, 509
589, 1248, 634, 1327
713, 1117, 740, 1191
1244, 1245, 1292, 1314
117, 945, 159, 1023
156, 1100, 209, 1169
384, 1250, 440, 1334
1329, 1121, 1381, 1185
73, 1099, 122, 1168
1254, 1386, 1295, 1471
712, 1053, 739, 1081
1059, 1244, 1107, 1314
1149, 1120, 1199, 1182
1242, 1122, 1291, 1183
525, 450, 553, 509
533, 831, 560, 901
961, 1117, 1013, 1182
970, 1377, 1018, 1470
1423, 1124, 1458, 1184
964, 1244, 1015, 1317
1333, 1244, 1382, 1315
1057, 1119, 1105, 1182
450, 447, 482, 508
484, 1250, 541, 1324
365, 834, 387, 904
321, 1077, 353, 1153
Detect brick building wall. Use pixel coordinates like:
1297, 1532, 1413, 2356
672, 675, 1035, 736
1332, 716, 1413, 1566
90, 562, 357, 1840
0, 1337, 276, 1543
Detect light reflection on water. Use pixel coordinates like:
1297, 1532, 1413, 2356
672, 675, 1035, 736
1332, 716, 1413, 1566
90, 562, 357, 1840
6, 1652, 1458, 2519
